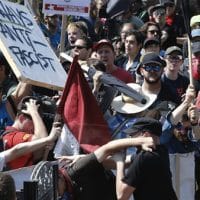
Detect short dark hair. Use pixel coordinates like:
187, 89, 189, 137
139, 22, 162, 39
78, 35, 93, 49
0, 173, 16, 200
125, 30, 145, 45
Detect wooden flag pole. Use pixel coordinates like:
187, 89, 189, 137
188, 36, 194, 87
60, 15, 67, 53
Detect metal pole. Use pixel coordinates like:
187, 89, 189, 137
23, 181, 38, 200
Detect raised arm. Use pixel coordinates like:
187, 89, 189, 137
3, 122, 62, 163
22, 99, 48, 140
170, 85, 196, 125
94, 136, 155, 163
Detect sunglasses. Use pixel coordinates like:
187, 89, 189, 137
148, 30, 160, 34
167, 55, 183, 61
71, 45, 87, 50
142, 65, 162, 72
154, 9, 166, 16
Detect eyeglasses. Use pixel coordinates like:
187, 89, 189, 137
148, 30, 160, 34
71, 45, 87, 50
142, 65, 162, 72
166, 55, 183, 61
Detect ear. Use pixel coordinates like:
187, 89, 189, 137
140, 67, 144, 76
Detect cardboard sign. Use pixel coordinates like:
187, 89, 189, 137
0, 0, 67, 90
43, 0, 91, 17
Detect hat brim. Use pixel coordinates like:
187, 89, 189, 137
111, 92, 157, 114
142, 60, 166, 66
93, 42, 114, 52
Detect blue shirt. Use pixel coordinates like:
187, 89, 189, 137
160, 116, 196, 154
0, 100, 13, 132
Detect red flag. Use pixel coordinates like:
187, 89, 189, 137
58, 56, 111, 153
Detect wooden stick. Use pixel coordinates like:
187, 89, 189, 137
188, 36, 194, 87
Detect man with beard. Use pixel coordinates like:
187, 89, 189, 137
39, 14, 61, 53
137, 52, 173, 108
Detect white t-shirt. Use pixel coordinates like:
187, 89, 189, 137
0, 152, 6, 171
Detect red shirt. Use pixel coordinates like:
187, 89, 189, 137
3, 126, 33, 169
111, 67, 134, 83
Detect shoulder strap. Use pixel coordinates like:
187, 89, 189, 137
7, 96, 17, 116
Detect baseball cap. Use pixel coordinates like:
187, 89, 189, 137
192, 42, 200, 54
143, 38, 160, 49
165, 46, 183, 56
140, 52, 166, 66
123, 117, 162, 136
148, 4, 165, 16
190, 15, 200, 27
93, 39, 114, 52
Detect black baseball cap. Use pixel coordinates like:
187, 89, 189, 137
143, 38, 160, 49
140, 52, 166, 66
124, 117, 162, 136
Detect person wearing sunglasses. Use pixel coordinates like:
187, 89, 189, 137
137, 52, 174, 108
71, 35, 93, 62
162, 46, 189, 105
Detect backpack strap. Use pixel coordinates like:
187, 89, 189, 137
7, 96, 17, 116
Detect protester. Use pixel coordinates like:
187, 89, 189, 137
93, 39, 134, 83
57, 134, 155, 200
137, 52, 174, 106
115, 31, 143, 80
2, 96, 48, 169
162, 46, 189, 105
163, 0, 186, 47
139, 21, 162, 42
113, 117, 177, 200
71, 35, 93, 62
161, 85, 200, 200
120, 23, 136, 43
37, 14, 61, 53
148, 4, 168, 47
0, 122, 61, 171
66, 21, 88, 49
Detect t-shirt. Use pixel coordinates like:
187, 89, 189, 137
67, 153, 117, 200
161, 73, 189, 105
3, 127, 33, 169
123, 146, 177, 200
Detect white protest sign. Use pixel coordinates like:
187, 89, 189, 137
43, 0, 91, 17
0, 0, 67, 90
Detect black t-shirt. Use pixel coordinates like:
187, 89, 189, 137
67, 153, 117, 200
161, 73, 189, 105
123, 145, 177, 200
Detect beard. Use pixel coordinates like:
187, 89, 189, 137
144, 75, 161, 84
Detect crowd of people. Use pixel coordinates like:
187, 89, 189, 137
0, 0, 200, 200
